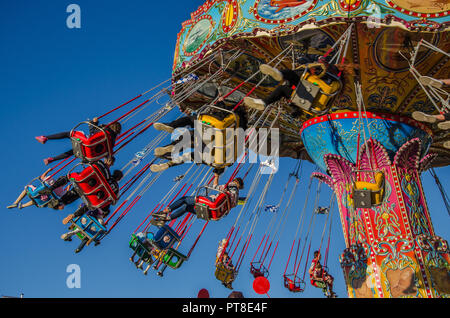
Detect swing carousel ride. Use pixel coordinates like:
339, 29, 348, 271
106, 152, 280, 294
18, 0, 450, 298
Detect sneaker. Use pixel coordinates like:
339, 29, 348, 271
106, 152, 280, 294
260, 64, 283, 82
152, 210, 170, 220
412, 111, 437, 124
154, 145, 174, 157
437, 121, 450, 130
150, 217, 168, 227
244, 97, 266, 111
150, 163, 170, 173
153, 123, 174, 134
7, 204, 18, 209
35, 136, 48, 144
62, 214, 74, 225
444, 141, 450, 150
43, 157, 55, 165
61, 233, 72, 241
419, 76, 444, 89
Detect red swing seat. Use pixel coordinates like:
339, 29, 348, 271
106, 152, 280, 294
250, 262, 269, 278
194, 186, 231, 221
70, 122, 114, 162
68, 163, 118, 210
283, 274, 305, 293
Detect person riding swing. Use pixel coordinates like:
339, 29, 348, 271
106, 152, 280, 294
35, 117, 122, 165
150, 170, 244, 227
243, 54, 341, 117
309, 250, 337, 298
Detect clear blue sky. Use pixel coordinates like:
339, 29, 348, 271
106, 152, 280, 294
0, 0, 448, 299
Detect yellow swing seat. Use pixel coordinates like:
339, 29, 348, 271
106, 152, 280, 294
353, 171, 385, 208
198, 106, 240, 169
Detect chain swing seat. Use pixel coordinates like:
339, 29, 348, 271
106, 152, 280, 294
150, 225, 187, 275
194, 186, 232, 221
197, 105, 240, 169
283, 274, 306, 293
70, 213, 107, 253
250, 261, 269, 278
70, 121, 115, 163
129, 232, 156, 274
215, 261, 236, 288
26, 177, 61, 209
290, 67, 342, 116
129, 225, 187, 275
352, 170, 385, 209
68, 163, 118, 210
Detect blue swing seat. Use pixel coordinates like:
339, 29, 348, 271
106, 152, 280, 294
149, 224, 181, 251
71, 214, 107, 253
26, 179, 59, 208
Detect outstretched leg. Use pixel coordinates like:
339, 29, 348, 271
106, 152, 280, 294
153, 116, 195, 133
150, 152, 192, 173
35, 131, 71, 144
44, 149, 74, 165
7, 189, 28, 209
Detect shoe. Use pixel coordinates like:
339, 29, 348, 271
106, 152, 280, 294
412, 111, 437, 124
259, 64, 283, 82
150, 163, 170, 173
7, 204, 18, 209
153, 123, 174, 134
437, 121, 450, 130
419, 76, 444, 89
43, 157, 55, 165
35, 136, 48, 144
63, 214, 74, 225
150, 217, 168, 227
154, 145, 174, 157
444, 141, 450, 150
152, 210, 170, 220
61, 233, 72, 241
244, 97, 266, 111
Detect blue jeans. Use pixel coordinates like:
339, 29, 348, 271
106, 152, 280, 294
169, 196, 196, 220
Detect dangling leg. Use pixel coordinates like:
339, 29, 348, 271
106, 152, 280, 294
61, 228, 81, 241
244, 85, 294, 111
419, 76, 449, 89
259, 64, 284, 82
130, 250, 137, 263
44, 149, 74, 165
35, 131, 71, 144
7, 189, 28, 209
151, 195, 195, 226
63, 204, 89, 225
150, 152, 192, 173
143, 264, 152, 275
20, 200, 36, 209
154, 116, 195, 133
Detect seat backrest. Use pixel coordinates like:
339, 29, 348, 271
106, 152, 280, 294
196, 193, 229, 220
355, 172, 385, 192
71, 129, 113, 162
69, 164, 117, 209
198, 113, 239, 168
152, 225, 180, 250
